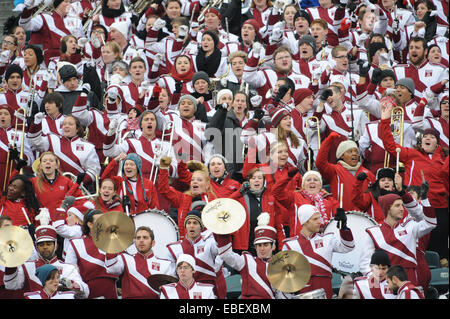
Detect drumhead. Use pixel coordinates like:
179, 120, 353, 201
127, 210, 179, 257
324, 211, 377, 274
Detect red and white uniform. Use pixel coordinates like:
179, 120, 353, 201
53, 216, 83, 260
105, 251, 175, 299
160, 281, 216, 299
305, 5, 346, 47
396, 281, 425, 299
41, 113, 65, 136
424, 117, 449, 148
282, 229, 354, 299
24, 290, 76, 299
359, 197, 437, 285
165, 230, 226, 299
353, 275, 396, 299
0, 88, 30, 112
290, 107, 324, 159
3, 256, 89, 297
96, 12, 132, 32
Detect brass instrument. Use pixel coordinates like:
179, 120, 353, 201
305, 116, 321, 171
128, 0, 151, 15
210, 64, 230, 107
31, 2, 53, 19
147, 274, 178, 291
74, 175, 99, 201
197, 0, 223, 22
62, 172, 94, 198
384, 106, 404, 168
148, 121, 175, 184
83, 1, 102, 34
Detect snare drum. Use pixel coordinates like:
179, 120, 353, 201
296, 288, 326, 299
127, 210, 179, 257
324, 211, 377, 274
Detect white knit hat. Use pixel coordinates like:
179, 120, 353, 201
110, 21, 130, 40
67, 200, 96, 221
176, 253, 196, 270
298, 204, 320, 225
301, 170, 323, 189
216, 89, 233, 104
336, 139, 358, 160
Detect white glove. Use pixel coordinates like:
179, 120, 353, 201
423, 89, 436, 102
107, 118, 118, 136
14, 109, 26, 122
77, 37, 89, 48
357, 33, 369, 48
257, 212, 270, 227
269, 28, 283, 44
378, 52, 390, 66
91, 36, 101, 49
34, 112, 45, 124
152, 18, 166, 31
0, 51, 10, 64
252, 41, 263, 56
417, 27, 425, 38
107, 86, 119, 101
273, 0, 284, 11
43, 0, 52, 7
178, 25, 188, 39
47, 73, 57, 89
154, 53, 164, 66
35, 207, 51, 226
141, 80, 151, 90
250, 95, 263, 107
272, 21, 285, 31
429, 10, 437, 17
109, 73, 123, 86
220, 77, 228, 87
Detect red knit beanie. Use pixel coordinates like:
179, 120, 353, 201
293, 88, 314, 106
269, 107, 289, 128
378, 193, 402, 216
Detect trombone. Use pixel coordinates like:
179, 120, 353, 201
128, 0, 151, 15
31, 2, 53, 19
62, 172, 94, 198
384, 106, 404, 168
197, 0, 223, 22
305, 116, 321, 172
149, 120, 175, 184
83, 1, 102, 34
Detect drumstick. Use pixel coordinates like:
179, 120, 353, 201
122, 180, 129, 216
395, 147, 401, 173
21, 207, 31, 225
339, 183, 343, 208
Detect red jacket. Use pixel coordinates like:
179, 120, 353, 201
351, 179, 390, 224
157, 168, 217, 238
273, 173, 339, 236
0, 197, 35, 226
315, 132, 376, 211
228, 189, 285, 250
378, 118, 448, 208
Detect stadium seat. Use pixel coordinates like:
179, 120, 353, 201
429, 268, 449, 294
332, 272, 343, 294
425, 251, 441, 269
225, 274, 242, 299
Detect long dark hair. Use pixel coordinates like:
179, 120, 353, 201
82, 209, 104, 235
8, 175, 41, 214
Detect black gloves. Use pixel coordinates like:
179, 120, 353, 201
320, 89, 333, 102
240, 181, 251, 195
274, 85, 290, 103
253, 108, 265, 121
334, 208, 348, 230
175, 81, 183, 93
27, 223, 36, 240
16, 159, 28, 172
371, 68, 383, 85
357, 59, 370, 76
76, 172, 86, 185
9, 147, 19, 161
421, 180, 429, 199
61, 196, 76, 210
122, 195, 131, 212
356, 172, 368, 181
287, 166, 298, 178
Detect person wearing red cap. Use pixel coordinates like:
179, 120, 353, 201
195, 6, 239, 48
222, 19, 261, 56
4, 224, 89, 298
214, 212, 284, 299
281, 204, 354, 299
379, 103, 448, 261
359, 191, 436, 286
0, 64, 31, 115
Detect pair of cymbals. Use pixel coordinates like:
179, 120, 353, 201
267, 250, 311, 293
92, 211, 135, 254
0, 226, 34, 267
147, 274, 178, 291
201, 198, 246, 235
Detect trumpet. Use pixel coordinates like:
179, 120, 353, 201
31, 2, 53, 18
128, 0, 151, 15
384, 106, 404, 168
305, 116, 321, 171
83, 1, 102, 34
198, 0, 223, 22
149, 121, 175, 184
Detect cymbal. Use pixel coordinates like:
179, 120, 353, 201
0, 226, 34, 267
147, 274, 178, 291
201, 198, 246, 235
92, 211, 135, 254
267, 250, 311, 293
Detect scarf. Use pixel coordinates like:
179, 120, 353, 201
101, 3, 126, 18
127, 117, 140, 131
169, 59, 195, 82
210, 171, 228, 185
191, 91, 213, 101
338, 160, 361, 171
300, 190, 329, 225
195, 47, 222, 77
249, 187, 265, 197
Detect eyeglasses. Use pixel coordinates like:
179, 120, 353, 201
2, 40, 14, 46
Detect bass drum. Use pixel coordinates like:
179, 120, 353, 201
127, 209, 179, 257
323, 211, 377, 274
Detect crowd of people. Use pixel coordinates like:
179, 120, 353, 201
0, 0, 448, 300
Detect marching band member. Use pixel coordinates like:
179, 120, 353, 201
0, 65, 31, 114
92, 0, 133, 32
4, 224, 89, 298
386, 265, 425, 299
165, 210, 226, 299
92, 178, 124, 212
160, 253, 216, 299
281, 204, 355, 299
105, 226, 176, 299
40, 93, 65, 136
65, 209, 119, 298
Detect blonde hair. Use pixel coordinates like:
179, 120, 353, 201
185, 170, 216, 197
35, 152, 61, 193
105, 41, 124, 60
228, 51, 248, 64
277, 125, 300, 148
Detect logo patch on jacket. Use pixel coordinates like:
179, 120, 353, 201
76, 144, 84, 151
397, 230, 408, 236
424, 70, 433, 77
197, 246, 204, 254
151, 262, 160, 271
314, 239, 324, 249
193, 292, 202, 299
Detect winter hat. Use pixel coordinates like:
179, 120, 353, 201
0, 104, 13, 118
192, 71, 211, 86
53, 0, 65, 9
301, 170, 323, 189
423, 127, 440, 144
254, 212, 277, 245
123, 153, 148, 203
110, 21, 130, 40
294, 9, 311, 25
176, 253, 196, 269
269, 107, 289, 128
378, 193, 402, 216
178, 94, 198, 112
336, 139, 358, 160
35, 264, 58, 286
298, 35, 317, 54
59, 64, 78, 83
376, 167, 395, 181
298, 204, 320, 225
370, 249, 391, 267
368, 42, 388, 62
216, 89, 233, 105
202, 30, 219, 48
243, 19, 260, 32
207, 153, 228, 168
184, 210, 204, 229
190, 196, 207, 211
35, 225, 58, 243
380, 69, 396, 82
293, 88, 314, 106
203, 7, 221, 20
24, 44, 44, 65
395, 78, 415, 95
4, 64, 23, 81
68, 200, 96, 221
